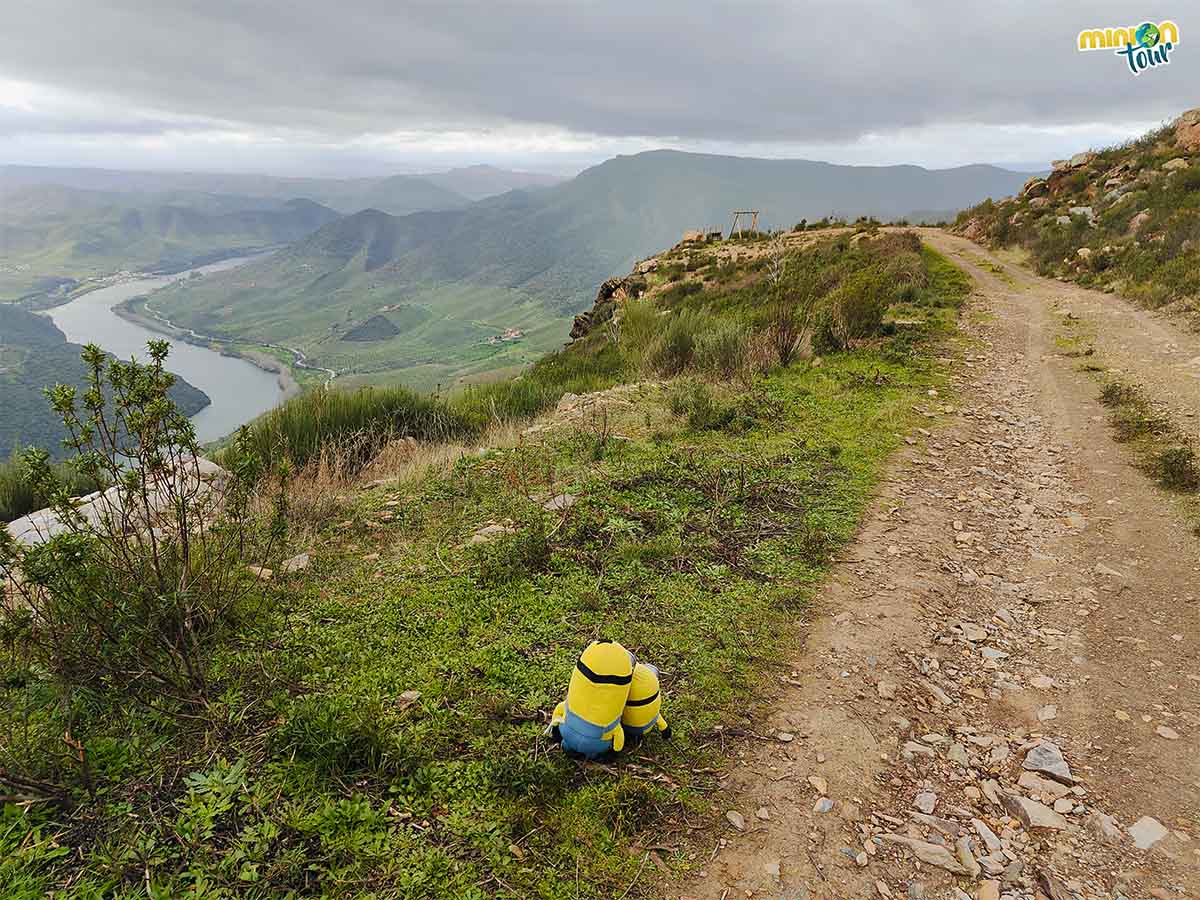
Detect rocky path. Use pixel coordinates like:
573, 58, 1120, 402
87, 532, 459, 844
670, 232, 1200, 900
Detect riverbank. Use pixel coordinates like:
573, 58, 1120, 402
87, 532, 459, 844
115, 296, 304, 402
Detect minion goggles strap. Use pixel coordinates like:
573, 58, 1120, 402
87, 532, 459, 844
624, 690, 660, 707
575, 659, 633, 685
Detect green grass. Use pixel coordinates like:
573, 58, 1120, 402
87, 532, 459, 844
0, 456, 104, 523
1, 235, 964, 898
1099, 380, 1200, 494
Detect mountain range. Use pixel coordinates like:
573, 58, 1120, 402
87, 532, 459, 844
146, 151, 1034, 390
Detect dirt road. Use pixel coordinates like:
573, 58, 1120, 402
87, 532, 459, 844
671, 231, 1200, 900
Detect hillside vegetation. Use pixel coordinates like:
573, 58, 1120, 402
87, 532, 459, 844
149, 151, 1025, 388
955, 108, 1200, 325
1, 228, 972, 898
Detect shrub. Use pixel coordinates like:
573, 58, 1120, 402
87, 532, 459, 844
667, 381, 738, 431
617, 297, 661, 372
823, 268, 890, 349
695, 321, 749, 378
0, 342, 286, 725
226, 385, 470, 474
647, 309, 710, 376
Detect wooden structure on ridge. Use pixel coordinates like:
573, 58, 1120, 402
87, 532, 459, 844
729, 209, 760, 237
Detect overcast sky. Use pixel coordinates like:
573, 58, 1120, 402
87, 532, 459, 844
0, 2, 1196, 176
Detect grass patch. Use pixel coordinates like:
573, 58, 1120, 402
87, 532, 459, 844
1099, 379, 1200, 493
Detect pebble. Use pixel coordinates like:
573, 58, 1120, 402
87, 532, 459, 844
915, 791, 938, 814
808, 775, 828, 795
1155, 725, 1180, 740
725, 810, 745, 831
755, 806, 770, 821
813, 797, 835, 814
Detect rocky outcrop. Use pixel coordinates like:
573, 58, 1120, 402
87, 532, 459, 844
569, 271, 646, 340
1175, 107, 1200, 152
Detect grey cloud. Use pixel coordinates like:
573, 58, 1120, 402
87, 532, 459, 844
0, 1, 1196, 146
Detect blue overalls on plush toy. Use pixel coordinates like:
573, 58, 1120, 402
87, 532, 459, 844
549, 639, 634, 759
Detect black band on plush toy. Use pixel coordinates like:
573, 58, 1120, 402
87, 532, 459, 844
575, 659, 632, 685
625, 691, 659, 706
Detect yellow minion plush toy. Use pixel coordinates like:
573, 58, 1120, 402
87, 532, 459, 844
550, 640, 634, 759
621, 662, 671, 744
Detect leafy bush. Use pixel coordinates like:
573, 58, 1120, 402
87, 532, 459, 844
816, 268, 890, 351
1, 342, 287, 806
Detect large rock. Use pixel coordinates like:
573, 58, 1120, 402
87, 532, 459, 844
880, 835, 971, 875
1022, 741, 1074, 784
1128, 816, 1169, 850
1175, 107, 1200, 152
6, 457, 229, 549
1001, 794, 1071, 831
1070, 151, 1097, 168
1021, 178, 1049, 199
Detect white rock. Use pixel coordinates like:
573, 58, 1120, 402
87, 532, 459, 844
281, 552, 311, 573
725, 810, 746, 831
542, 493, 577, 512
1128, 816, 1169, 850
972, 818, 1002, 852
915, 791, 938, 814
1155, 725, 1181, 740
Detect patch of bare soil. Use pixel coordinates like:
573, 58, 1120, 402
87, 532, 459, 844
668, 231, 1200, 900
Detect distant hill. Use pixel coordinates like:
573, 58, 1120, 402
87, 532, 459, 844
0, 304, 209, 459
417, 165, 566, 201
147, 149, 1032, 390
0, 165, 470, 216
0, 185, 343, 300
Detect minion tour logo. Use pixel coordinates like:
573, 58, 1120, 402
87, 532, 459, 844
1078, 21, 1180, 75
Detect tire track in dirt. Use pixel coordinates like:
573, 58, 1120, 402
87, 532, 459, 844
670, 231, 1200, 900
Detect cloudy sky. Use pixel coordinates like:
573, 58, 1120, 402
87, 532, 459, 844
0, 2, 1196, 176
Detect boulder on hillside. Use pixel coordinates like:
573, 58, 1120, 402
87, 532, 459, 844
1021, 178, 1048, 199
1129, 210, 1152, 233
1070, 151, 1097, 168
6, 457, 230, 549
1162, 157, 1190, 172
1175, 107, 1200, 152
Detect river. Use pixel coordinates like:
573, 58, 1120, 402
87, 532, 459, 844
47, 256, 285, 444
